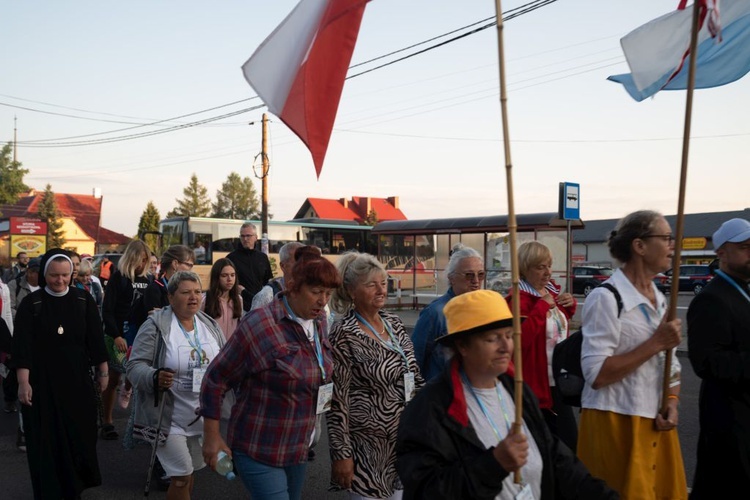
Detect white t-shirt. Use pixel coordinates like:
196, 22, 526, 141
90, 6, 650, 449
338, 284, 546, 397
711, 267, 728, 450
463, 381, 543, 500
164, 315, 220, 436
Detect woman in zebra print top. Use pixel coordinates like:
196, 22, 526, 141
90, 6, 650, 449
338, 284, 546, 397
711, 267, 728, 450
327, 251, 424, 500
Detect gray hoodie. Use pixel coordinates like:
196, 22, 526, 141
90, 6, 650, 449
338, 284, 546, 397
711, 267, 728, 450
126, 306, 226, 444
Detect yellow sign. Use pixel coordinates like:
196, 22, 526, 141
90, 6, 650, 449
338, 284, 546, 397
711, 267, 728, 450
10, 235, 47, 257
682, 237, 707, 250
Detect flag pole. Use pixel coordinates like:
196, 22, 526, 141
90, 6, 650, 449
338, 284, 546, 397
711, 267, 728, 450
663, 0, 701, 414
493, 0, 523, 483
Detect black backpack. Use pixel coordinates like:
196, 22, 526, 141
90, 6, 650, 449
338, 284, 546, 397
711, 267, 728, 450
552, 283, 622, 407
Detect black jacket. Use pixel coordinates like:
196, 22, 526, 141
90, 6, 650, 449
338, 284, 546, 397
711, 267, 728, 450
396, 359, 618, 500
687, 271, 750, 498
226, 246, 273, 311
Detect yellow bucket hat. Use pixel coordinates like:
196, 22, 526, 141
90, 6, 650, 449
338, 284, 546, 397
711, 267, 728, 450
436, 290, 518, 345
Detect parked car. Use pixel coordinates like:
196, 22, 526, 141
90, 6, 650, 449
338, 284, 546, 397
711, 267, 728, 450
653, 272, 669, 292
664, 264, 713, 295
572, 266, 614, 296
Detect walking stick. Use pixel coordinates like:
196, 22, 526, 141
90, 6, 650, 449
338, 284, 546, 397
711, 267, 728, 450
493, 0, 523, 483
144, 376, 169, 497
662, 0, 701, 415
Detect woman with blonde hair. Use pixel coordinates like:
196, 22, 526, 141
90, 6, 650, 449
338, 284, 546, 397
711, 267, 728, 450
505, 240, 578, 450
328, 251, 423, 500
101, 239, 152, 440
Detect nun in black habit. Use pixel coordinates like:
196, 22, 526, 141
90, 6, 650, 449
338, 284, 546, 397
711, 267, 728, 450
13, 248, 109, 499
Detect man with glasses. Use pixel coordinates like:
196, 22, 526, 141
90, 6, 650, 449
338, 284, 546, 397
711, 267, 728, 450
227, 223, 273, 312
412, 243, 485, 381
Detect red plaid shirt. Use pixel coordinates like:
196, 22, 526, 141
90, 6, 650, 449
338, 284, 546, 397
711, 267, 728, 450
199, 296, 333, 467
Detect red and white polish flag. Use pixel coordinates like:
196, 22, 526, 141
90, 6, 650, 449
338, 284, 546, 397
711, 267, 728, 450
242, 0, 369, 178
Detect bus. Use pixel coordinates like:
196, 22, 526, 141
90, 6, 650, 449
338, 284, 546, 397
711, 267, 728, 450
158, 216, 376, 288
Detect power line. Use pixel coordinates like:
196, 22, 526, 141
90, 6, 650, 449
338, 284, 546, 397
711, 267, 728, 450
11, 0, 557, 148
15, 97, 259, 144
347, 0, 558, 79
17, 105, 264, 148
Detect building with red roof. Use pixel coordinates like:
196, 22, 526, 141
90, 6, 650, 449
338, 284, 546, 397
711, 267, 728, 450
0, 189, 131, 262
294, 196, 406, 224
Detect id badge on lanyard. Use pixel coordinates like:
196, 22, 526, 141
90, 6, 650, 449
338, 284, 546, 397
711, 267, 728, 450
404, 373, 415, 402
316, 382, 334, 414
516, 483, 534, 500
192, 365, 207, 393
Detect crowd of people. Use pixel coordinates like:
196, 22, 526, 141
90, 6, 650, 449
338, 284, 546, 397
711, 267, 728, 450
0, 214, 748, 499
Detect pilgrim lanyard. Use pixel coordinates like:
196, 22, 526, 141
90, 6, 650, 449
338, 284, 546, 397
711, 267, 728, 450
715, 269, 750, 304
355, 312, 410, 368
637, 297, 666, 330
460, 371, 511, 442
177, 318, 202, 362
283, 296, 327, 381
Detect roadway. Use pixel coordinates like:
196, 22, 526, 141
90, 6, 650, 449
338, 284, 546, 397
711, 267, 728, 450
0, 293, 700, 499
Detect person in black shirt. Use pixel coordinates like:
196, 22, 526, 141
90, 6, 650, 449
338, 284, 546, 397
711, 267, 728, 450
688, 218, 750, 499
227, 223, 272, 311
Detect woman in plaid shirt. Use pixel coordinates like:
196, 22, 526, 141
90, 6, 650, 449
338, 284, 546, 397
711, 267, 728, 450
200, 246, 341, 500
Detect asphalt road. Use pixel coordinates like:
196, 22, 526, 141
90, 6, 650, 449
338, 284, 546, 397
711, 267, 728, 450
0, 293, 701, 499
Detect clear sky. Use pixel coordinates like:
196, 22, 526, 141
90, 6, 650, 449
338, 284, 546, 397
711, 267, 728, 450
2, 0, 747, 236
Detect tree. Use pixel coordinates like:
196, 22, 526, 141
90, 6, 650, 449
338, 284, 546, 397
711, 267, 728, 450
137, 201, 161, 253
0, 142, 30, 205
362, 209, 379, 226
167, 173, 211, 218
211, 172, 261, 220
38, 184, 66, 248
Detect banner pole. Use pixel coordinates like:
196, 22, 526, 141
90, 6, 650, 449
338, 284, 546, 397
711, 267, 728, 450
493, 0, 523, 483
663, 0, 701, 413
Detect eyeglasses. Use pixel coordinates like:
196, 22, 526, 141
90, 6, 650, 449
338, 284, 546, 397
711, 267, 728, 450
178, 261, 195, 269
641, 234, 676, 243
462, 271, 486, 282
240, 234, 257, 239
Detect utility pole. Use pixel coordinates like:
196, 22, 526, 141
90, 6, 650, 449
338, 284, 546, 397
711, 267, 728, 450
13, 116, 17, 163
261, 113, 269, 238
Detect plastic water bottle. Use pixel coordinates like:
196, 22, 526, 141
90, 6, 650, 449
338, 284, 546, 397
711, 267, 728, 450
115, 322, 129, 365
261, 233, 269, 255
215, 451, 236, 480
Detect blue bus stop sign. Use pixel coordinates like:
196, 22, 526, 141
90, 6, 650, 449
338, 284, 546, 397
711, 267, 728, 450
559, 182, 580, 220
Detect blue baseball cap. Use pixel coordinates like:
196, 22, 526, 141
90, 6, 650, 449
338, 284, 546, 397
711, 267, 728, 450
713, 218, 750, 249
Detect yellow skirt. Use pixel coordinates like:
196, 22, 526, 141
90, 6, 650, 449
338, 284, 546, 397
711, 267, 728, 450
577, 409, 687, 500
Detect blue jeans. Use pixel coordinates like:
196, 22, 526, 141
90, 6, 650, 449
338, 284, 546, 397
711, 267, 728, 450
233, 451, 308, 500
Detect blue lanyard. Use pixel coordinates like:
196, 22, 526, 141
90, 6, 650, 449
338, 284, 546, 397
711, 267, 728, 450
460, 371, 511, 441
637, 297, 665, 330
354, 312, 410, 369
715, 269, 750, 304
177, 317, 202, 361
283, 296, 327, 381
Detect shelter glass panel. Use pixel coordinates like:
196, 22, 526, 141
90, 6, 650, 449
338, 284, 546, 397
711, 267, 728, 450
536, 229, 569, 291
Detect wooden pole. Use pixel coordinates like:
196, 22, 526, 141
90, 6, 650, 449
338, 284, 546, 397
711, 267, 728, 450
662, 0, 701, 413
493, 0, 523, 483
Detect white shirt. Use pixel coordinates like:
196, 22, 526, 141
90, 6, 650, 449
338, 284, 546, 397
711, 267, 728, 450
0, 282, 12, 335
164, 315, 221, 435
580, 268, 681, 418
463, 381, 543, 500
